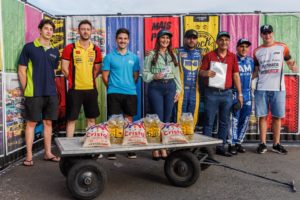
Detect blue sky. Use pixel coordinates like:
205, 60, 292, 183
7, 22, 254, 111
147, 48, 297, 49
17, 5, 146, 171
27, 0, 300, 15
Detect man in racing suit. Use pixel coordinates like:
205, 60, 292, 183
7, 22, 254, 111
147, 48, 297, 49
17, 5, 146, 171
228, 38, 254, 155
176, 29, 202, 127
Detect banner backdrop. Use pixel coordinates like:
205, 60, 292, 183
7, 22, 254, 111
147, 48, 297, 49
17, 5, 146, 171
65, 16, 106, 132
5, 73, 25, 154
53, 76, 67, 133
144, 17, 180, 51
2, 0, 25, 73
184, 15, 219, 55
25, 5, 42, 43
0, 0, 3, 72
106, 17, 144, 120
267, 75, 299, 133
0, 73, 3, 157
221, 15, 259, 56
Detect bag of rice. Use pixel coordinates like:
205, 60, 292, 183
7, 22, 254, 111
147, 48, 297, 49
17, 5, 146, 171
107, 115, 125, 144
82, 123, 111, 147
161, 123, 188, 144
144, 114, 161, 143
122, 121, 148, 145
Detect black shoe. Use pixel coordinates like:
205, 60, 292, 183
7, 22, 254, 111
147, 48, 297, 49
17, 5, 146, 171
272, 143, 288, 154
256, 143, 267, 154
127, 152, 137, 159
107, 154, 117, 160
228, 144, 238, 155
236, 144, 246, 153
152, 156, 160, 161
216, 147, 232, 157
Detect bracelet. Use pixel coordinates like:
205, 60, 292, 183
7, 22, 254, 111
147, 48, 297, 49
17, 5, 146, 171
238, 93, 243, 97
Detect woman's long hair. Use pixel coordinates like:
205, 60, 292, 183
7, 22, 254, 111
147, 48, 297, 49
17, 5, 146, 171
151, 36, 178, 67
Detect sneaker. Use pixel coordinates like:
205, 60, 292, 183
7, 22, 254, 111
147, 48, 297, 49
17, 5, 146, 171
107, 154, 117, 160
236, 144, 246, 153
216, 146, 232, 157
127, 152, 137, 159
256, 143, 267, 154
98, 154, 103, 159
272, 144, 288, 154
228, 144, 238, 155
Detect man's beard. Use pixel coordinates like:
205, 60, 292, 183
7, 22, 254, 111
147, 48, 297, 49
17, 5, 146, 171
80, 35, 90, 41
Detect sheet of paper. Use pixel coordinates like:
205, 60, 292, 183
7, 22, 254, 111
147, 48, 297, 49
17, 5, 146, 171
208, 61, 227, 89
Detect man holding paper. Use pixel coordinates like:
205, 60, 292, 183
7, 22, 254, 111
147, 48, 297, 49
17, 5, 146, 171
200, 31, 243, 157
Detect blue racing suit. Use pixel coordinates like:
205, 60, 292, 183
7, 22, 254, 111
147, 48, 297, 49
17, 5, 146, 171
228, 55, 254, 144
176, 47, 202, 127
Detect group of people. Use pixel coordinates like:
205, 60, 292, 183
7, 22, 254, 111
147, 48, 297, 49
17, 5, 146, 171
18, 19, 297, 166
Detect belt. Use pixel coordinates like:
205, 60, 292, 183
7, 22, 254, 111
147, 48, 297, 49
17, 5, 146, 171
184, 86, 196, 89
153, 79, 174, 84
206, 87, 230, 92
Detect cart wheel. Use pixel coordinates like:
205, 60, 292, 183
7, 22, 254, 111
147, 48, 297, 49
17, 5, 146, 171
164, 150, 200, 187
198, 147, 214, 171
59, 157, 76, 177
67, 160, 107, 200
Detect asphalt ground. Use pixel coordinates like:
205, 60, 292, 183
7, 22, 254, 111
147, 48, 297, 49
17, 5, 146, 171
0, 145, 299, 200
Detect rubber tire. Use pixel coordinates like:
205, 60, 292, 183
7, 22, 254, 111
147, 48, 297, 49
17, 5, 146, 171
199, 147, 214, 171
59, 157, 76, 177
164, 150, 200, 187
67, 160, 107, 200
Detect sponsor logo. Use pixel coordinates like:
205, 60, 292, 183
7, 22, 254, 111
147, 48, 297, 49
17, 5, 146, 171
197, 31, 216, 55
128, 60, 134, 65
49, 54, 57, 59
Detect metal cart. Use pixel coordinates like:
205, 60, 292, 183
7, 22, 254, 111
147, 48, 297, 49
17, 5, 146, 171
55, 134, 222, 200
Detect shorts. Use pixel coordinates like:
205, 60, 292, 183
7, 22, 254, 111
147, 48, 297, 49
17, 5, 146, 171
24, 96, 58, 122
254, 90, 286, 118
107, 93, 137, 117
66, 89, 100, 120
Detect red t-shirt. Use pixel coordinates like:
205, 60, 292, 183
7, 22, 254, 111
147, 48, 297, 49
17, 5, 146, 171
201, 50, 239, 89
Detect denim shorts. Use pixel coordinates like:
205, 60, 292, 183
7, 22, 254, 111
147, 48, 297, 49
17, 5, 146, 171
254, 90, 286, 118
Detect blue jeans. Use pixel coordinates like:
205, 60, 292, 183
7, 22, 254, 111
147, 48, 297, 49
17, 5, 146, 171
203, 87, 233, 146
148, 79, 176, 122
254, 90, 286, 118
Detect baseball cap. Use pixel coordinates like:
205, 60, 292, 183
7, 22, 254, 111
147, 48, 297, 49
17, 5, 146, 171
157, 29, 173, 38
184, 29, 198, 38
217, 31, 230, 40
260, 24, 273, 34
237, 38, 252, 47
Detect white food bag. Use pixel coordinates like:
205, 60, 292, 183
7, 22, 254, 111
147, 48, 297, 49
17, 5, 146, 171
208, 61, 227, 89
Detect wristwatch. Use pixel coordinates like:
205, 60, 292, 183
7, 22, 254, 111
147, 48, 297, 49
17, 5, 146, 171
238, 93, 243, 97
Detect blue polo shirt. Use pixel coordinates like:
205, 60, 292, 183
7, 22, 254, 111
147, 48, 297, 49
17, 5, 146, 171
18, 39, 59, 97
102, 49, 140, 95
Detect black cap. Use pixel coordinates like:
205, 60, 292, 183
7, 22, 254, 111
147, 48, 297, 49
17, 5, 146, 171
217, 31, 230, 40
184, 29, 198, 38
260, 24, 273, 34
157, 29, 173, 38
237, 38, 252, 47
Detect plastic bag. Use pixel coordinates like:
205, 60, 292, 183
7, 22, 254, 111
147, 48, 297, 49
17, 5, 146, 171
161, 123, 188, 144
108, 115, 125, 144
144, 114, 161, 143
179, 113, 194, 141
82, 123, 111, 147
122, 121, 148, 145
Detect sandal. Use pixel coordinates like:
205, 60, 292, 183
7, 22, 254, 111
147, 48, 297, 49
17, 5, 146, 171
44, 156, 60, 162
152, 150, 161, 161
23, 160, 34, 167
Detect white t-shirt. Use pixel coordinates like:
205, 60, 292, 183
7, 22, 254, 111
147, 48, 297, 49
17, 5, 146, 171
254, 42, 291, 91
